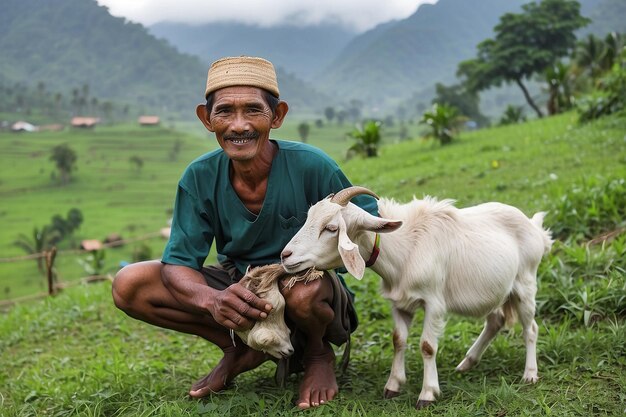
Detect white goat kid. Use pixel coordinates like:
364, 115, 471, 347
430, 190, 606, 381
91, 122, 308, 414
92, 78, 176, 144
235, 264, 323, 359
281, 186, 553, 409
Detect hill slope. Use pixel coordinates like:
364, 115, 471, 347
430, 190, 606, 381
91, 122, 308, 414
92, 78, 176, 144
149, 22, 356, 81
314, 0, 527, 105
0, 0, 206, 116
0, 0, 328, 118
315, 0, 626, 107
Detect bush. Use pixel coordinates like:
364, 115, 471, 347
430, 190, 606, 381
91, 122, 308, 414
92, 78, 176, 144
577, 49, 626, 122
537, 237, 626, 325
132, 243, 153, 262
547, 176, 626, 243
537, 176, 626, 326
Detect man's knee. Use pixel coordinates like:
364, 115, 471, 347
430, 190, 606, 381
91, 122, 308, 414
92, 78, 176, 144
282, 277, 334, 324
111, 264, 135, 312
111, 261, 160, 313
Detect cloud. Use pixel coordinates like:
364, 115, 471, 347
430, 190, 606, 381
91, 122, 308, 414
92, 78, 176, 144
95, 0, 435, 32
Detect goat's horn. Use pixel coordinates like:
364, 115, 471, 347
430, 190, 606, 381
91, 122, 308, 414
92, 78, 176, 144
330, 186, 379, 206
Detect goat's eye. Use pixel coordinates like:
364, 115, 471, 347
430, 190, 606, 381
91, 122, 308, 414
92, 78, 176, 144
325, 224, 338, 233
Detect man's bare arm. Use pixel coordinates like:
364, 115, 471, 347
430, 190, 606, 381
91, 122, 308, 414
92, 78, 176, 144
161, 263, 272, 331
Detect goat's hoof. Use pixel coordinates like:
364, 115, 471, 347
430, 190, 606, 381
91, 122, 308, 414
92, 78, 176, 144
523, 371, 539, 384
383, 389, 400, 399
415, 399, 435, 409
456, 356, 476, 372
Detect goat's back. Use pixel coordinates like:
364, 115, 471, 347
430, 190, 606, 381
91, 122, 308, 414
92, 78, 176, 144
376, 197, 551, 317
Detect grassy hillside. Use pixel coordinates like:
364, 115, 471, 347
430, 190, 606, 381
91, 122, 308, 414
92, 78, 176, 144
0, 115, 624, 415
1, 112, 625, 300
0, 112, 625, 415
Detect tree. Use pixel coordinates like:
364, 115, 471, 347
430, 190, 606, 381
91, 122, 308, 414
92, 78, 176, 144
419, 103, 462, 145
577, 47, 626, 122
336, 110, 347, 126
601, 32, 625, 73
168, 138, 183, 161
346, 120, 382, 159
50, 143, 78, 185
499, 105, 527, 125
545, 61, 574, 115
324, 107, 335, 124
129, 155, 144, 173
14, 226, 60, 273
574, 34, 606, 81
432, 83, 490, 127
297, 122, 311, 143
458, 0, 590, 118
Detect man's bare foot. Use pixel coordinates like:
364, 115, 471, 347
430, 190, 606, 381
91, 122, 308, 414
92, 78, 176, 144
189, 345, 268, 398
297, 344, 337, 409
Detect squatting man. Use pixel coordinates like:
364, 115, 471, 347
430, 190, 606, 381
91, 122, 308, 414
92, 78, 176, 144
112, 56, 378, 409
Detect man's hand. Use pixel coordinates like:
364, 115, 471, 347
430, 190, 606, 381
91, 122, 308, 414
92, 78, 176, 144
210, 283, 273, 331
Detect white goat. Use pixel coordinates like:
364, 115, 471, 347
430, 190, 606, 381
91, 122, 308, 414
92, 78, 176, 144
235, 264, 323, 359
281, 186, 553, 409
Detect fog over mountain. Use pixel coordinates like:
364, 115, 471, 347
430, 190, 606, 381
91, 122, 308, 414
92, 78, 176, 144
2, 0, 624, 119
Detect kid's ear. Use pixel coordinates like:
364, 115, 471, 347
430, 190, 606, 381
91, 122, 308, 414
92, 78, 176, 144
337, 216, 365, 280
196, 104, 215, 132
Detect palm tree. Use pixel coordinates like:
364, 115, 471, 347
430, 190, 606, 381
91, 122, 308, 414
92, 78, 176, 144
499, 105, 526, 126
574, 34, 606, 81
600, 32, 625, 73
14, 227, 60, 273
419, 104, 462, 145
346, 120, 382, 159
545, 61, 573, 115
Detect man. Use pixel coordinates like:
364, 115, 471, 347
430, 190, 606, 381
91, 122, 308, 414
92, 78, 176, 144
112, 56, 377, 409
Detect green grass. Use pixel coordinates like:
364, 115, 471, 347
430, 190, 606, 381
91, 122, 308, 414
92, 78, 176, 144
0, 111, 625, 415
0, 281, 624, 416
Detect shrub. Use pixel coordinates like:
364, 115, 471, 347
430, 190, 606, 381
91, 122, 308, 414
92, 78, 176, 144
577, 49, 626, 122
547, 176, 626, 243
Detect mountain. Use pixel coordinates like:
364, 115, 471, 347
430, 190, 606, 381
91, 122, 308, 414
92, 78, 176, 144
314, 0, 527, 107
580, 0, 626, 37
149, 22, 357, 81
0, 0, 207, 117
3, 0, 624, 120
315, 0, 626, 109
0, 0, 328, 118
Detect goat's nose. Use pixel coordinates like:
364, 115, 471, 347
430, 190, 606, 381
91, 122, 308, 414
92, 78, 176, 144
281, 249, 292, 261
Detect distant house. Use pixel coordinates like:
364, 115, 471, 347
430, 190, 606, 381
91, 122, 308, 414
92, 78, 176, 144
138, 115, 160, 126
71, 117, 100, 128
80, 239, 103, 251
11, 121, 38, 132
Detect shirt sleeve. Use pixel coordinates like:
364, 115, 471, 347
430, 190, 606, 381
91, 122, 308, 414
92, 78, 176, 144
161, 183, 214, 270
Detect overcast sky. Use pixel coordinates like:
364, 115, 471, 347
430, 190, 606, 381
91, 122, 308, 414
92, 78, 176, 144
95, 0, 437, 32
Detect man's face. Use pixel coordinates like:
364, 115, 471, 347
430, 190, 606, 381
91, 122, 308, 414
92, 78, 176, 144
206, 86, 277, 162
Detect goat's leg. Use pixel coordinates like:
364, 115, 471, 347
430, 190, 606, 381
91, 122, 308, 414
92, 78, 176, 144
513, 281, 539, 383
383, 306, 413, 398
456, 309, 505, 372
416, 304, 445, 409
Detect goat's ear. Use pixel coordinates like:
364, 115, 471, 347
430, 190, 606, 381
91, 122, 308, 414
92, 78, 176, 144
360, 211, 403, 233
337, 216, 365, 279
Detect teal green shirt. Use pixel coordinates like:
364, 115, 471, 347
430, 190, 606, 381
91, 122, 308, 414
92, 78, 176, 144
162, 140, 378, 274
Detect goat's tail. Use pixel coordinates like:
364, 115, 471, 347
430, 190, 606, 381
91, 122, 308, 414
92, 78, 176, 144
501, 298, 518, 328
531, 211, 554, 255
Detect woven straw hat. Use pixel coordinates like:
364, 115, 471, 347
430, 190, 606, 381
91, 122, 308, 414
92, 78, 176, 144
204, 56, 279, 98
